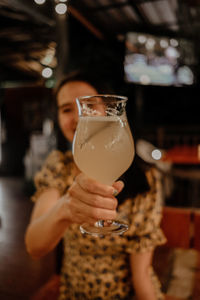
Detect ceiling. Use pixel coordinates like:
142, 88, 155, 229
0, 0, 200, 86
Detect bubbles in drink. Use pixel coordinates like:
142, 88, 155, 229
73, 116, 134, 185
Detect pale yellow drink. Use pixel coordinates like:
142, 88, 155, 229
73, 115, 134, 185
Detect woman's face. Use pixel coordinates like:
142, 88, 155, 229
57, 80, 97, 143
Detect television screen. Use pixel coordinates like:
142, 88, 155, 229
124, 32, 196, 86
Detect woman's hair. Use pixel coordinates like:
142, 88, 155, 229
53, 69, 115, 99
118, 154, 151, 203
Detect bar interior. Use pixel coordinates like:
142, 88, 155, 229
0, 1, 200, 299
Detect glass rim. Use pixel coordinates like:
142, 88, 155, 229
76, 94, 128, 104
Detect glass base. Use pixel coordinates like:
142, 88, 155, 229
80, 220, 128, 236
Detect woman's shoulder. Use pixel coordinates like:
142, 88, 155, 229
44, 150, 73, 166
34, 149, 74, 184
145, 166, 160, 188
32, 150, 75, 201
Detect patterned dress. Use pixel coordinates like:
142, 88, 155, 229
32, 150, 166, 300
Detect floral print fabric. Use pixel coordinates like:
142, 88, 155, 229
33, 150, 166, 300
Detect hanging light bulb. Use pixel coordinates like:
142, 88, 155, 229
55, 3, 67, 14
151, 149, 162, 160
34, 0, 46, 5
42, 67, 53, 78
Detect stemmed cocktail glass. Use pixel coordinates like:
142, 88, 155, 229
73, 94, 134, 236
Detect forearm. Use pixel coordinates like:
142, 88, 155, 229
25, 199, 70, 259
130, 251, 157, 300
25, 175, 123, 259
132, 270, 157, 300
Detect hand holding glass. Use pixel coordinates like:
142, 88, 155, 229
72, 95, 134, 236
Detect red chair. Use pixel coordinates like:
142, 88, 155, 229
161, 206, 191, 249
155, 206, 200, 300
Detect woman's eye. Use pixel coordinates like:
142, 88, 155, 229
62, 108, 72, 113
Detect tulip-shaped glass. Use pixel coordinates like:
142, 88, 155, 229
72, 95, 135, 236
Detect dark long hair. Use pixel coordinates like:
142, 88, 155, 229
118, 154, 151, 204
54, 70, 151, 201
54, 69, 115, 99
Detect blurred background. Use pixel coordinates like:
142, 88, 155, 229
0, 0, 200, 299
0, 0, 200, 181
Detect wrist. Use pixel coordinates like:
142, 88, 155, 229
56, 194, 73, 227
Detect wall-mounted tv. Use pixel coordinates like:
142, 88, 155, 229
124, 32, 196, 86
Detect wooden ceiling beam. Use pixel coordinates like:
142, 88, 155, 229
68, 5, 104, 40
0, 0, 55, 26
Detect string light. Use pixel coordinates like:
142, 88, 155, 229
42, 67, 53, 78
55, 3, 67, 14
151, 149, 162, 160
170, 38, 179, 47
138, 35, 147, 44
160, 39, 168, 48
34, 0, 46, 5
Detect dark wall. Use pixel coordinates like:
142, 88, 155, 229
0, 86, 53, 176
66, 15, 125, 93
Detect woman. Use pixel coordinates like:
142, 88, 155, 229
25, 71, 166, 300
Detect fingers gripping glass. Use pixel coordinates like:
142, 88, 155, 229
72, 95, 135, 236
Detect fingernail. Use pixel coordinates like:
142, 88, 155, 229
113, 189, 118, 196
